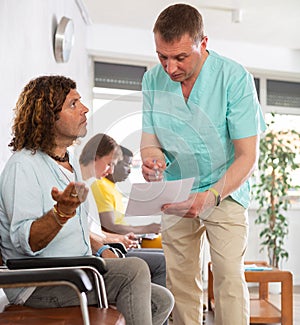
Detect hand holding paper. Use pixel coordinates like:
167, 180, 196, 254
162, 190, 215, 220
125, 178, 194, 216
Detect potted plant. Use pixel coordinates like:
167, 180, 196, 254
253, 113, 300, 268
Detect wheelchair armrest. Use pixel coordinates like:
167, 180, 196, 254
0, 268, 92, 292
6, 255, 107, 274
106, 243, 127, 254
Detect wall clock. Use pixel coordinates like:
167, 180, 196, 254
54, 16, 74, 63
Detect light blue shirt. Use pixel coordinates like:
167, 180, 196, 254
0, 149, 91, 303
142, 50, 266, 208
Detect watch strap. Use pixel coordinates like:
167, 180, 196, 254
208, 187, 221, 206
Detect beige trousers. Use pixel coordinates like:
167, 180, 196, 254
162, 197, 250, 325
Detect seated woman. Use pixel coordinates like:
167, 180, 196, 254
79, 133, 165, 286
90, 143, 162, 248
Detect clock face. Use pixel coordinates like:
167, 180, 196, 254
54, 17, 74, 63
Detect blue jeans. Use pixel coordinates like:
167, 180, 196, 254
24, 257, 174, 325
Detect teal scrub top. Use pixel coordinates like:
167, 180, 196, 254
142, 50, 266, 208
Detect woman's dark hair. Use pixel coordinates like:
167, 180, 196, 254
79, 133, 122, 166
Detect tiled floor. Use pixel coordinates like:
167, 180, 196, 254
169, 286, 300, 324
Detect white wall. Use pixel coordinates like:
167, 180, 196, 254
247, 208, 300, 285
0, 0, 93, 306
0, 0, 93, 171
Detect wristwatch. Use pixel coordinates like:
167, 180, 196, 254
207, 188, 221, 206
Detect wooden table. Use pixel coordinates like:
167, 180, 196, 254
207, 261, 293, 325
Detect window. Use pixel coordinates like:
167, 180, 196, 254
253, 74, 300, 205
254, 77, 260, 101
267, 79, 300, 108
90, 60, 149, 191
94, 61, 146, 91
263, 113, 300, 203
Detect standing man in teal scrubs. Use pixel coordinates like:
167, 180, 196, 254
140, 4, 266, 325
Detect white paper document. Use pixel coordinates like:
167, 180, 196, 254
125, 177, 194, 216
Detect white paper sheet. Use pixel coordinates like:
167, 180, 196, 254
125, 178, 194, 216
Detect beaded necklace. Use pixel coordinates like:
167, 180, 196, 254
49, 152, 69, 163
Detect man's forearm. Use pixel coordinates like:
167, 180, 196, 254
89, 232, 106, 253
140, 146, 164, 162
29, 209, 63, 252
213, 157, 256, 201
109, 224, 146, 235
102, 222, 133, 235
212, 136, 258, 201
140, 132, 164, 161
